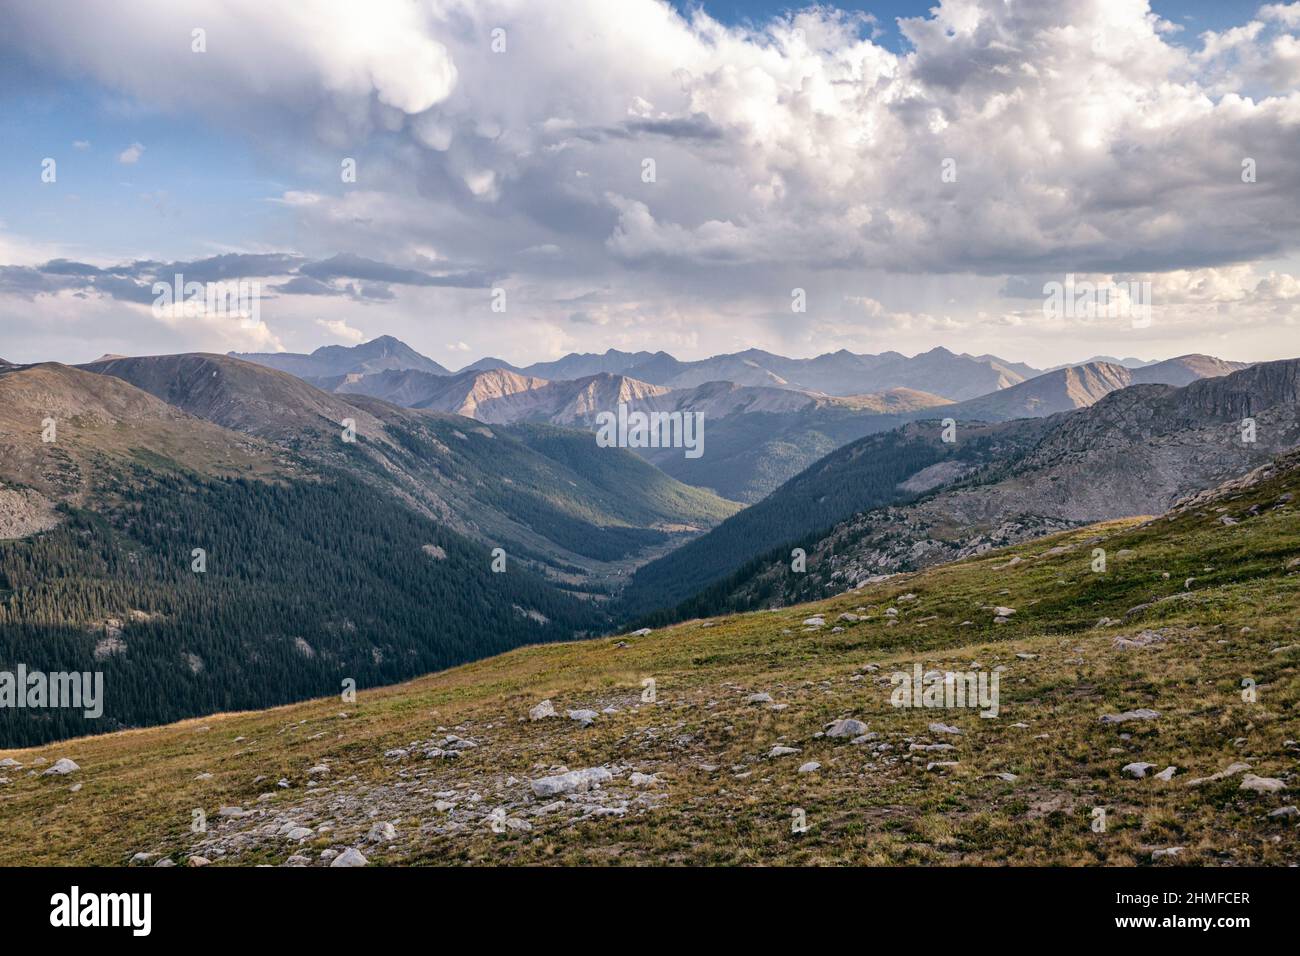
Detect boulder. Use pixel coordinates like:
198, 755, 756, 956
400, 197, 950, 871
530, 767, 612, 797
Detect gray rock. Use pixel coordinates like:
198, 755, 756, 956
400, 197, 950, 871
1185, 762, 1251, 786
530, 767, 612, 797
1239, 774, 1285, 793
1154, 766, 1177, 781
330, 847, 368, 867
1100, 709, 1160, 725
768, 746, 801, 758
746, 693, 773, 705
928, 722, 962, 735
529, 699, 557, 720
41, 758, 80, 776
567, 709, 599, 726
826, 718, 869, 738
797, 762, 821, 774
366, 822, 397, 843
1123, 762, 1155, 778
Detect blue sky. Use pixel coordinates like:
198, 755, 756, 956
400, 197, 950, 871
1, 0, 1297, 368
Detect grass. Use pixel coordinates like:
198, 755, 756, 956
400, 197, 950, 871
1, 457, 1298, 866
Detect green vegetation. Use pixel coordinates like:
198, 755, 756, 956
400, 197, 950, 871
618, 423, 1038, 620
0, 467, 603, 748
3, 452, 1295, 867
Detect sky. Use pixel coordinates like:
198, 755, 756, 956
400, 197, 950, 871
1, 0, 1298, 370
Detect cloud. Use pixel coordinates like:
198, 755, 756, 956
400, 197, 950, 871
117, 142, 144, 164
1, 0, 1299, 366
315, 317, 365, 343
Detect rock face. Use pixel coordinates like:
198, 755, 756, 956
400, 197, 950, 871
530, 767, 613, 797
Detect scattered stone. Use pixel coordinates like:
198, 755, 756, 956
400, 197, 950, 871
1114, 629, 1167, 650
1151, 847, 1184, 861
628, 772, 659, 788
1267, 806, 1298, 818
41, 758, 79, 776
1123, 762, 1155, 778
567, 709, 599, 726
366, 822, 397, 843
1186, 762, 1251, 786
187, 856, 211, 867
768, 746, 801, 758
928, 722, 962, 735
530, 767, 612, 797
631, 628, 652, 636
330, 848, 368, 867
746, 693, 773, 705
1240, 774, 1285, 794
797, 762, 821, 774
825, 718, 868, 738
1154, 766, 1177, 781
1100, 709, 1160, 725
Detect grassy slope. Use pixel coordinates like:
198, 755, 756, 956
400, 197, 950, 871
1, 456, 1297, 866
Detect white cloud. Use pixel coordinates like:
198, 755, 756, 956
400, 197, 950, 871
315, 317, 365, 343
117, 142, 145, 164
3, 0, 1300, 366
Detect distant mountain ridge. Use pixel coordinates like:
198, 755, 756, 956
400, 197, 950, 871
232, 334, 450, 379
227, 336, 1246, 502
933, 355, 1250, 421
625, 358, 1299, 621
78, 353, 737, 584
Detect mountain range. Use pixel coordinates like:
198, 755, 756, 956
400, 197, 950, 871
1, 335, 1281, 748
231, 337, 1246, 501
0, 355, 735, 745
624, 358, 1299, 622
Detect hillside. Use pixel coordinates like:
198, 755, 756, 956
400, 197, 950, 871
688, 360, 1300, 615
0, 362, 295, 538
79, 354, 738, 586
939, 356, 1248, 422
622, 360, 1297, 622
0, 365, 608, 748
618, 420, 1047, 617
2, 449, 1296, 865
